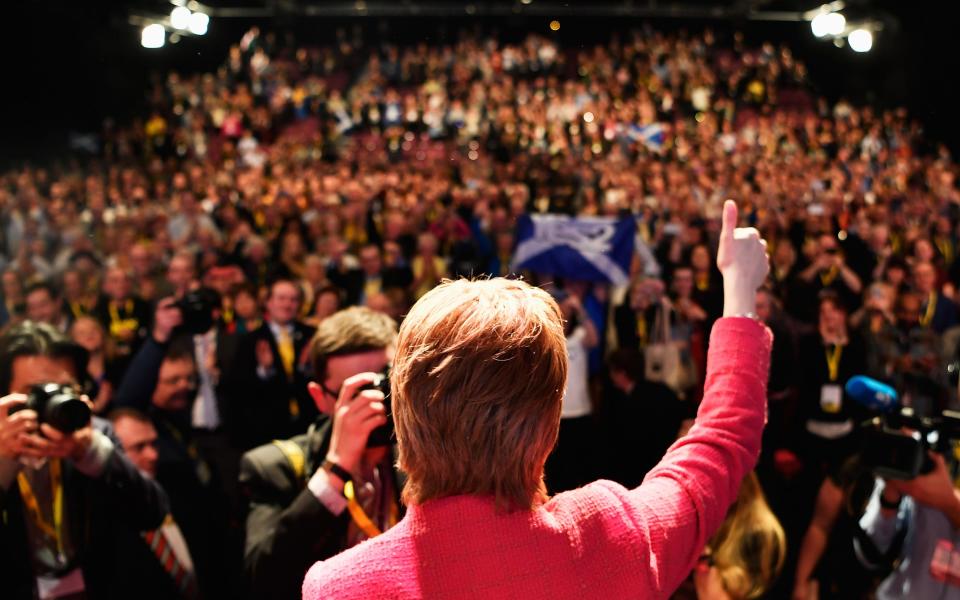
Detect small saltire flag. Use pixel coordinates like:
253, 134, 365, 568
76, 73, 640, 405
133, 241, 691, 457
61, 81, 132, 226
623, 122, 665, 152
511, 215, 636, 285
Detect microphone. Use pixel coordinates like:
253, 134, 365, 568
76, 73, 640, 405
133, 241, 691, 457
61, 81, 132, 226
845, 375, 898, 413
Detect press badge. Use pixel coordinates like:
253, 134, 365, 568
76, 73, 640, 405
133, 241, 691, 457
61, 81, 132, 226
820, 385, 842, 414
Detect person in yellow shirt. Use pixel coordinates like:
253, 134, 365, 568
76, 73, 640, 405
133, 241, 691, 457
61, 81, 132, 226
410, 233, 447, 300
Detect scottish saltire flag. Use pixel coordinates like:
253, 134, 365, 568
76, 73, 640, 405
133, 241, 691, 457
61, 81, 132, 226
623, 122, 665, 152
511, 215, 636, 284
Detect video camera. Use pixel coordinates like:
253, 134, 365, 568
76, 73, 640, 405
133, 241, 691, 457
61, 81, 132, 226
850, 375, 960, 480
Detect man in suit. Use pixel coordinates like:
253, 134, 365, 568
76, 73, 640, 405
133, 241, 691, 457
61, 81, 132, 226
240, 306, 399, 600
0, 321, 168, 599
327, 243, 412, 307
228, 278, 315, 449
109, 407, 199, 599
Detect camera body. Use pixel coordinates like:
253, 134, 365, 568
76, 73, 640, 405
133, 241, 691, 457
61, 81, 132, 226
358, 371, 393, 448
176, 289, 218, 335
862, 407, 960, 480
9, 383, 91, 434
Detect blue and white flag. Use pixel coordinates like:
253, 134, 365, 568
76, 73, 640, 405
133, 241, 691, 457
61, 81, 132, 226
511, 215, 636, 285
622, 122, 665, 152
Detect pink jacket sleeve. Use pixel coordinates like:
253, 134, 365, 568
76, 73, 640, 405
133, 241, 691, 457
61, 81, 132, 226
622, 316, 772, 595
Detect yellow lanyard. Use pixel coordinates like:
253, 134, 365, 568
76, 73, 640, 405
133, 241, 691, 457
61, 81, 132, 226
69, 302, 86, 319
921, 292, 937, 328
825, 344, 843, 382
17, 459, 65, 555
819, 265, 839, 287
343, 480, 399, 539
636, 317, 648, 348
695, 273, 710, 292
937, 238, 954, 266
108, 299, 137, 337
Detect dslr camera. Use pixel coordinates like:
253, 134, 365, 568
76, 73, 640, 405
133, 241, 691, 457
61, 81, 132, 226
176, 288, 219, 335
9, 383, 91, 434
862, 407, 960, 480
358, 371, 394, 448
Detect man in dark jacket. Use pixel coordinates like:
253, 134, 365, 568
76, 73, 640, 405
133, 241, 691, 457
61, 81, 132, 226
240, 306, 400, 600
227, 278, 316, 448
112, 298, 237, 600
0, 321, 168, 599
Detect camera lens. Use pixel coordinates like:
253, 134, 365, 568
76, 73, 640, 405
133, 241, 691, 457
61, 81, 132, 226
34, 385, 91, 434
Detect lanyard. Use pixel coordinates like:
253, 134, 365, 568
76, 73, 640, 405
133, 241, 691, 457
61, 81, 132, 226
921, 292, 938, 327
937, 238, 954, 266
69, 301, 86, 319
343, 480, 398, 539
108, 299, 137, 337
825, 344, 843, 382
636, 317, 648, 348
17, 458, 65, 555
819, 265, 839, 287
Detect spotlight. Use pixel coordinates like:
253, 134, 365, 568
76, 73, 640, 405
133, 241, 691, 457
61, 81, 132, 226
188, 12, 209, 35
848, 28, 873, 52
811, 11, 845, 38
823, 12, 846, 36
811, 13, 830, 37
141, 24, 165, 49
170, 6, 191, 30
549, 20, 560, 31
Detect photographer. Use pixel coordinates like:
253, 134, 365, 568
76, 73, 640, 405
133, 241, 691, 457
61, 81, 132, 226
0, 321, 168, 599
112, 295, 237, 600
240, 306, 398, 600
857, 453, 960, 599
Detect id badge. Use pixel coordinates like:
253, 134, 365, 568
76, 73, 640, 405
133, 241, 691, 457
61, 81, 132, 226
930, 539, 952, 583
820, 385, 842, 414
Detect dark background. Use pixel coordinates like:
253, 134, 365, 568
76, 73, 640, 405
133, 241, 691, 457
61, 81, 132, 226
2, 0, 957, 168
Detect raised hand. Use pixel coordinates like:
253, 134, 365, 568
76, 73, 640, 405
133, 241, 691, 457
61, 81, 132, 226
717, 200, 769, 317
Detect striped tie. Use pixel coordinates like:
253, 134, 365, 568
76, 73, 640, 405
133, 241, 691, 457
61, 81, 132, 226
143, 517, 198, 599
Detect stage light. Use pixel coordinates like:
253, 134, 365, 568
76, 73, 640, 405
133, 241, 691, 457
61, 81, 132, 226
521, 0, 533, 4
823, 12, 846, 35
188, 11, 209, 35
811, 11, 845, 38
811, 13, 830, 37
848, 28, 873, 52
583, 112, 594, 123
141, 24, 165, 49
170, 6, 191, 30
549, 20, 560, 31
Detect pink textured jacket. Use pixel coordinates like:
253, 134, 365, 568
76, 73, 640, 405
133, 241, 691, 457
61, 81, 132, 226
303, 317, 772, 599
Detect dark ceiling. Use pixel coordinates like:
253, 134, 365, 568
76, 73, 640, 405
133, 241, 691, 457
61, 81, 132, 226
2, 0, 956, 166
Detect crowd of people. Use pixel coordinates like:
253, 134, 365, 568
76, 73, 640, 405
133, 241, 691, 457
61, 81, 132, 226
2, 22, 960, 599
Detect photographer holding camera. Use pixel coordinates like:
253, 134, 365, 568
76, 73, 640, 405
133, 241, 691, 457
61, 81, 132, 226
0, 321, 168, 599
857, 452, 960, 599
112, 292, 239, 599
240, 306, 398, 600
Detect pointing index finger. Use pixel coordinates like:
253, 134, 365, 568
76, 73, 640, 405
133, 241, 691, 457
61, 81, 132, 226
721, 200, 738, 241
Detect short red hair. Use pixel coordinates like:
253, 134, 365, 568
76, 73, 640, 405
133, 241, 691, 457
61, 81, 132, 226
391, 278, 567, 511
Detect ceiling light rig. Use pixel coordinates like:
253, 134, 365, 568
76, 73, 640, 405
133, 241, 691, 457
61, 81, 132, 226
133, 1, 211, 49
805, 2, 880, 53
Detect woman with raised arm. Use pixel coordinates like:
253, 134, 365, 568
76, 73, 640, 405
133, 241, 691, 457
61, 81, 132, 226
302, 200, 771, 600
